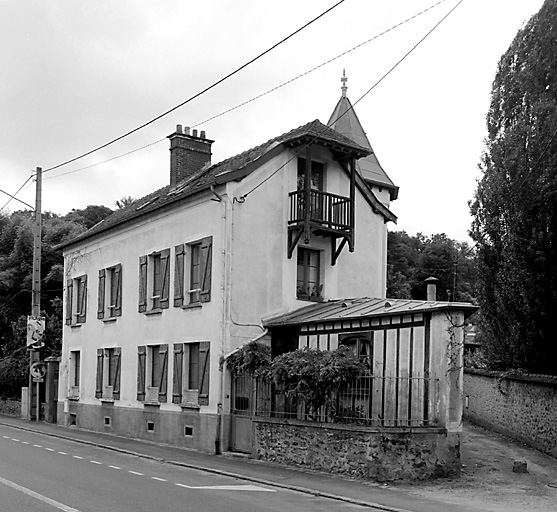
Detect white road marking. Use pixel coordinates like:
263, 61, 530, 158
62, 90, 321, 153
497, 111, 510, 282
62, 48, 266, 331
151, 477, 166, 481
2, 435, 9, 439
109, 465, 121, 470
58, 452, 67, 455
73, 456, 84, 460
0, 475, 82, 512
90, 461, 102, 465
11, 438, 19, 442
45, 448, 55, 451
33, 444, 42, 448
175, 483, 275, 492
128, 471, 144, 476
21, 441, 30, 445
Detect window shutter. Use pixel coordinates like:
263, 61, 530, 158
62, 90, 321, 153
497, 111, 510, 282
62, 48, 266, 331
174, 244, 185, 308
172, 344, 183, 404
138, 255, 147, 313
198, 342, 210, 406
160, 249, 170, 309
137, 345, 146, 401
65, 279, 73, 325
95, 348, 104, 399
97, 269, 105, 320
158, 344, 168, 402
114, 264, 122, 317
199, 237, 212, 303
113, 347, 121, 400
78, 275, 87, 324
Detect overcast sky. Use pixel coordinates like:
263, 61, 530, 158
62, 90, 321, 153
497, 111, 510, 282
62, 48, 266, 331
0, 0, 546, 242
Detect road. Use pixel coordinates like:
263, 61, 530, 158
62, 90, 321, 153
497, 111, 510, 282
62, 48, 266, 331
0, 424, 374, 512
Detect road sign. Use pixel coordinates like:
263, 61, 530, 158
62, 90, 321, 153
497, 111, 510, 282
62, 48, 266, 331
27, 316, 45, 349
30, 362, 46, 380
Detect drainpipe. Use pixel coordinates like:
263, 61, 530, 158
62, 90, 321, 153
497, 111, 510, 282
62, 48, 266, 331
425, 276, 439, 301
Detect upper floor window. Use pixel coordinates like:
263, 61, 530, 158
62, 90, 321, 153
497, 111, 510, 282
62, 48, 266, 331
97, 264, 122, 320
65, 275, 87, 325
297, 158, 324, 191
297, 248, 322, 301
139, 249, 170, 313
173, 237, 212, 308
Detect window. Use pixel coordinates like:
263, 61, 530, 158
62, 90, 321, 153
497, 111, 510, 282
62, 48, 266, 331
297, 248, 322, 301
172, 342, 210, 406
69, 350, 80, 397
138, 249, 170, 312
340, 334, 372, 365
97, 264, 122, 320
297, 158, 324, 191
137, 344, 168, 403
173, 237, 212, 307
65, 275, 87, 325
95, 347, 121, 400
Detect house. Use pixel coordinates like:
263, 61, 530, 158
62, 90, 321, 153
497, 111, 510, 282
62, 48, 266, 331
58, 79, 474, 480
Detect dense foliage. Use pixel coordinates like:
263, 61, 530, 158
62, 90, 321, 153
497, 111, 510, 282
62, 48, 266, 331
470, 1, 557, 374
387, 231, 477, 303
0, 206, 113, 397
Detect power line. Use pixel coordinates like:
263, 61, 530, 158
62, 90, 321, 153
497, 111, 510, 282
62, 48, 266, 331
241, 0, 465, 200
42, 0, 346, 175
0, 175, 35, 212
43, 0, 449, 183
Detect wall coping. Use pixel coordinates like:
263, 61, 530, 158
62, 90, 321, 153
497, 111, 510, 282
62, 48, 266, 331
252, 416, 447, 435
465, 368, 557, 387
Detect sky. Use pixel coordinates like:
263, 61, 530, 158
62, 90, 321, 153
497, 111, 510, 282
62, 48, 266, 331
0, 0, 546, 242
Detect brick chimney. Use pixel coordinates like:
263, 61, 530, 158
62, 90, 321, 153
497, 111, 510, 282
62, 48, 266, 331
168, 125, 214, 187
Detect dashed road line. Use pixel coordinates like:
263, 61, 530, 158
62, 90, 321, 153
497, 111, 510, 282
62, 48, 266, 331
58, 451, 67, 455
45, 448, 55, 452
33, 444, 42, 448
22, 441, 30, 445
108, 465, 121, 470
128, 471, 144, 476
11, 438, 19, 442
151, 476, 166, 481
73, 456, 84, 460
90, 461, 102, 465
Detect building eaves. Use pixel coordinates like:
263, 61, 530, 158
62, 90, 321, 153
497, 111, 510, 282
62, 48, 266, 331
263, 297, 478, 327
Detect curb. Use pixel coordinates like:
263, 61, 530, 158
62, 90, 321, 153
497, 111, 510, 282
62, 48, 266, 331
0, 419, 411, 512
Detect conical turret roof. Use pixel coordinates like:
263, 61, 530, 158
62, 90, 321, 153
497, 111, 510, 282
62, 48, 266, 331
328, 74, 398, 201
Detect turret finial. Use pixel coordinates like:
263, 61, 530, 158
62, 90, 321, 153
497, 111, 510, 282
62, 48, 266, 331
341, 69, 348, 97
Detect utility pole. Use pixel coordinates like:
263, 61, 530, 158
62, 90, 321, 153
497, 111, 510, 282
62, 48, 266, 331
28, 167, 44, 421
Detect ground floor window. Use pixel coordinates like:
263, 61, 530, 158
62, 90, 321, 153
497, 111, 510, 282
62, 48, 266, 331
137, 344, 168, 402
95, 347, 121, 400
172, 342, 210, 406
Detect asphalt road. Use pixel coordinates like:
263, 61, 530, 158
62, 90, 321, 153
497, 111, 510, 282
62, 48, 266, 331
0, 424, 375, 512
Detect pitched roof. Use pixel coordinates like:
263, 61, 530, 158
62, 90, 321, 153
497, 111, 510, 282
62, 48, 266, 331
263, 297, 478, 327
328, 94, 399, 201
58, 119, 393, 250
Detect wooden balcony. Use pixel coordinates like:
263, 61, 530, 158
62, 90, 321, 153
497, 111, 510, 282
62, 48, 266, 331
288, 190, 354, 264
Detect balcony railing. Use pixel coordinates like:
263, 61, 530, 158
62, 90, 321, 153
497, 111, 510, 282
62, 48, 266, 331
289, 190, 351, 231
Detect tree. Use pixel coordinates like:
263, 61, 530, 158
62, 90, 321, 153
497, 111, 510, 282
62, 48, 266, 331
469, 0, 557, 374
63, 205, 112, 229
115, 196, 136, 209
387, 231, 477, 302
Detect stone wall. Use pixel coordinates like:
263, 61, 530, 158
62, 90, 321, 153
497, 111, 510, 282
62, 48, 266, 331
464, 369, 557, 458
252, 418, 460, 482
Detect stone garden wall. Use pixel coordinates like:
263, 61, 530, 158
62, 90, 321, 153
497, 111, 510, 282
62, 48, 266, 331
464, 369, 557, 458
252, 418, 460, 482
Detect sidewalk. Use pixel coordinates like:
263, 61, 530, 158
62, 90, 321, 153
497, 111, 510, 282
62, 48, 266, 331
1, 414, 555, 512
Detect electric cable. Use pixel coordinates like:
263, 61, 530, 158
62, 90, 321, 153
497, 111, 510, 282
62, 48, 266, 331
43, 0, 449, 182
0, 175, 35, 212
41, 0, 346, 175
241, 0, 465, 200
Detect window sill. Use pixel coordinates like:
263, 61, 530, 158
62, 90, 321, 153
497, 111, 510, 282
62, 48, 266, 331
181, 302, 202, 310
102, 318, 117, 324
69, 323, 83, 329
145, 309, 163, 316
100, 398, 114, 404
296, 296, 324, 303
143, 401, 161, 408
180, 402, 201, 410
67, 396, 80, 401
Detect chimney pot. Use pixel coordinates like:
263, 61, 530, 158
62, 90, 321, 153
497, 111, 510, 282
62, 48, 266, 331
200, 130, 206, 139
176, 124, 182, 134
192, 129, 198, 137
184, 126, 190, 135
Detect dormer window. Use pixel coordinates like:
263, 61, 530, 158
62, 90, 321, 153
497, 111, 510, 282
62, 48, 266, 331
297, 158, 324, 191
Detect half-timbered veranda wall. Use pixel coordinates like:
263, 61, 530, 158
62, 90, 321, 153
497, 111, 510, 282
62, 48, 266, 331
226, 299, 475, 481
